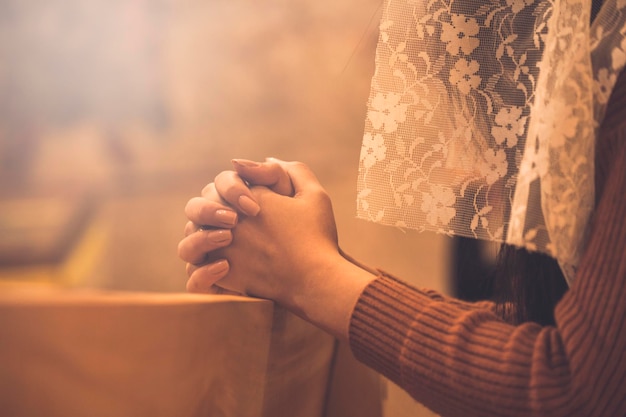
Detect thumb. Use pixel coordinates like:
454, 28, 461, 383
276, 160, 325, 198
231, 159, 294, 196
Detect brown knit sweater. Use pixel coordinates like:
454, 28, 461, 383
349, 72, 626, 416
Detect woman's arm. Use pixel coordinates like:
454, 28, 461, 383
349, 130, 626, 417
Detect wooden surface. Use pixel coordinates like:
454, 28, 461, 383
0, 288, 335, 417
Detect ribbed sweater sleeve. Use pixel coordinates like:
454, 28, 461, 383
349, 84, 626, 416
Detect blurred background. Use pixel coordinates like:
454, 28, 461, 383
0, 1, 499, 415
0, 0, 459, 293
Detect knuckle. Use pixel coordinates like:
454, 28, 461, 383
183, 221, 195, 236
266, 160, 284, 175
185, 197, 205, 221
178, 235, 202, 262
186, 277, 199, 292
184, 198, 195, 217
186, 198, 221, 226
288, 160, 306, 170
313, 187, 331, 203
201, 182, 216, 196
177, 239, 188, 260
214, 170, 236, 186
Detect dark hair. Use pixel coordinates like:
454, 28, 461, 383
493, 244, 569, 326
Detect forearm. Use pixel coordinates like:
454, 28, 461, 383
283, 254, 376, 341
350, 274, 571, 416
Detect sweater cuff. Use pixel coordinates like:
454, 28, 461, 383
348, 272, 434, 384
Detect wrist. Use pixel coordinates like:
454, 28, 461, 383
284, 251, 376, 341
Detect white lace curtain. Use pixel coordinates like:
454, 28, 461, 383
357, 0, 626, 284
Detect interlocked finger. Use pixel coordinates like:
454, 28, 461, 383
185, 259, 231, 293
178, 228, 232, 264
185, 196, 238, 229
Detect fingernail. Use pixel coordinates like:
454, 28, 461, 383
215, 209, 237, 226
232, 159, 260, 168
207, 259, 229, 276
207, 229, 232, 243
188, 260, 230, 292
239, 195, 261, 216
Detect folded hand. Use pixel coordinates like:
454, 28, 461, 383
179, 160, 340, 303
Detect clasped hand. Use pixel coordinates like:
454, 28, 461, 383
178, 159, 341, 306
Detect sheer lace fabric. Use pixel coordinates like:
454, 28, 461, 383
357, 0, 626, 284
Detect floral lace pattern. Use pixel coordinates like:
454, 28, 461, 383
357, 0, 626, 283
